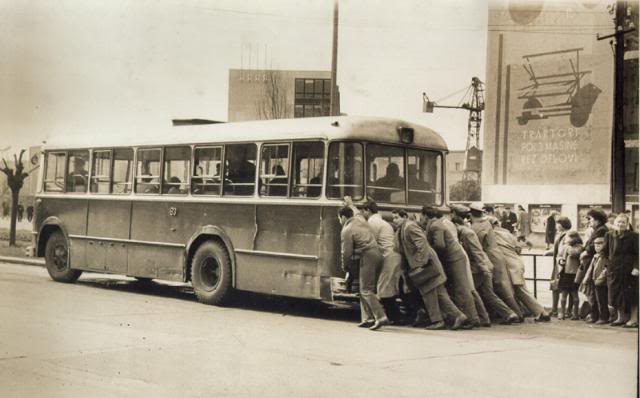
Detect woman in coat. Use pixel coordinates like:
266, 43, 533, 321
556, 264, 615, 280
603, 214, 639, 327
545, 212, 557, 250
579, 209, 610, 323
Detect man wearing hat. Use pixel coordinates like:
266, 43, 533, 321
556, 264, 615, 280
451, 206, 519, 325
468, 203, 523, 320
422, 206, 481, 327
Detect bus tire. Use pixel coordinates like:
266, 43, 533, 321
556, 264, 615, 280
134, 277, 153, 284
45, 231, 82, 283
191, 240, 232, 305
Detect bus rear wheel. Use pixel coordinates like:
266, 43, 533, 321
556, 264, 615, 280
45, 231, 82, 283
191, 240, 232, 305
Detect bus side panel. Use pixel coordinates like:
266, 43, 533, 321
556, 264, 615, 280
235, 254, 319, 297
129, 201, 185, 281
318, 205, 343, 300
233, 204, 323, 298
87, 200, 132, 275
39, 197, 89, 269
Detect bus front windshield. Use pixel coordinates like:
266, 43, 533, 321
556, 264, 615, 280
328, 141, 442, 206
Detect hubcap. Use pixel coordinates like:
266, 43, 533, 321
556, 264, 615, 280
52, 244, 68, 271
199, 257, 221, 290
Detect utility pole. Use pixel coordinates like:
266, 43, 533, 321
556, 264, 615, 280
329, 0, 339, 116
598, 2, 635, 213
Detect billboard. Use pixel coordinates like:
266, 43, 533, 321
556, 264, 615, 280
484, 1, 614, 195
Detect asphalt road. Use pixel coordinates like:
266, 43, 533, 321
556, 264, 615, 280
0, 262, 637, 398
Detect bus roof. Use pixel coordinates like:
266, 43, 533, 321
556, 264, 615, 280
43, 116, 449, 151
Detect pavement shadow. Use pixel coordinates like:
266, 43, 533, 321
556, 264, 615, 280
76, 276, 360, 323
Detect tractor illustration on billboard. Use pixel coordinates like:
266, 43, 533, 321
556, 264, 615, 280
517, 47, 601, 127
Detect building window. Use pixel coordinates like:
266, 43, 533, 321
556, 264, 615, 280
455, 162, 461, 171
294, 78, 331, 118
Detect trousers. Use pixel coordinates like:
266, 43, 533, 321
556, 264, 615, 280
473, 272, 515, 320
359, 248, 387, 322
513, 284, 545, 317
419, 284, 463, 323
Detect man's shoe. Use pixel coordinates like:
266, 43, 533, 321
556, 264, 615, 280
425, 321, 446, 330
501, 313, 519, 325
595, 319, 609, 325
412, 310, 428, 328
585, 317, 597, 324
534, 313, 551, 322
610, 320, 625, 327
357, 320, 374, 328
369, 317, 390, 331
480, 321, 492, 327
451, 315, 468, 331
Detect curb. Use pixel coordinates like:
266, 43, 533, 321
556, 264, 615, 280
0, 256, 44, 267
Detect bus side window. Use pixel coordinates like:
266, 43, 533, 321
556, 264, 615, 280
90, 150, 112, 194
259, 144, 290, 197
223, 144, 257, 196
366, 144, 406, 204
192, 146, 222, 196
407, 149, 441, 206
135, 148, 161, 194
327, 142, 363, 200
44, 152, 67, 192
291, 141, 324, 198
163, 146, 190, 195
112, 148, 133, 194
66, 150, 89, 193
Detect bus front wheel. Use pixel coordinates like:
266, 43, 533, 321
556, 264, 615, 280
44, 231, 82, 283
191, 240, 232, 305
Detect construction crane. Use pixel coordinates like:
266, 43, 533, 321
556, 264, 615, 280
422, 77, 485, 181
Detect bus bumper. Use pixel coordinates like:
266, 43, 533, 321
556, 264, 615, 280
329, 277, 359, 302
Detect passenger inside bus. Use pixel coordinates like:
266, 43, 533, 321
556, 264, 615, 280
371, 163, 405, 202
67, 157, 88, 192
268, 165, 288, 196
226, 158, 256, 195
166, 176, 182, 194
407, 165, 434, 204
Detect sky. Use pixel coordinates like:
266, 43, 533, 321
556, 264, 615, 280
0, 0, 488, 155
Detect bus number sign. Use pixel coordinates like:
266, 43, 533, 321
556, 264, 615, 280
169, 206, 178, 217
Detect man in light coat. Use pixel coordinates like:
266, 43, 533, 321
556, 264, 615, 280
469, 203, 523, 320
392, 209, 468, 330
339, 206, 389, 331
346, 198, 404, 324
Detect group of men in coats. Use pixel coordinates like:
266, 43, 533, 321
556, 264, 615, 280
339, 198, 549, 331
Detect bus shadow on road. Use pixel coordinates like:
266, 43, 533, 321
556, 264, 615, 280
76, 276, 361, 323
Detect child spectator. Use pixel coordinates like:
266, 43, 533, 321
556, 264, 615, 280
558, 231, 583, 320
580, 236, 609, 324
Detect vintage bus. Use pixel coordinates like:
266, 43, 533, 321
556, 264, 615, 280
33, 116, 448, 305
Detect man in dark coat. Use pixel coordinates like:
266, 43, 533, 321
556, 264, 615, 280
603, 214, 639, 327
545, 212, 557, 250
421, 206, 481, 327
500, 206, 517, 234
469, 203, 523, 320
451, 207, 519, 325
392, 209, 468, 330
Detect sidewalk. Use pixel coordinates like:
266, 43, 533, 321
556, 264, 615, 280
0, 255, 43, 267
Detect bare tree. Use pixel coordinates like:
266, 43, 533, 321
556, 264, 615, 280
0, 150, 29, 246
255, 70, 291, 120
